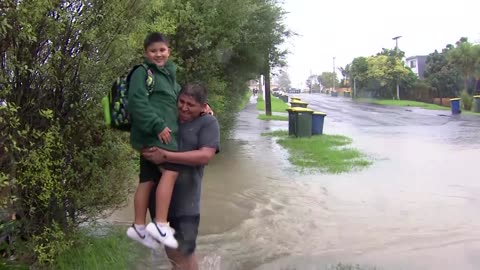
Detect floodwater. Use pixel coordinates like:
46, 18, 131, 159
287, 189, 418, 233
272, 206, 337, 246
107, 94, 480, 270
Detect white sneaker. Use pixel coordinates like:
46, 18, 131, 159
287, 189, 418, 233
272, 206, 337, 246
126, 225, 162, 250
146, 222, 178, 249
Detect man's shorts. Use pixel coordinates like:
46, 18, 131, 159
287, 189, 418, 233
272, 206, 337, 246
139, 156, 181, 183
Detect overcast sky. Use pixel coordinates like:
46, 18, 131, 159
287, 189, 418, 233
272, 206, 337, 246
280, 0, 480, 88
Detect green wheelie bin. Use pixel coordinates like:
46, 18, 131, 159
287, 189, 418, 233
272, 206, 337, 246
473, 95, 480, 113
292, 107, 314, 137
286, 107, 295, 136
291, 97, 301, 102
290, 100, 308, 108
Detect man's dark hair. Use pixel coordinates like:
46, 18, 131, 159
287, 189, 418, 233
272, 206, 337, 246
179, 83, 208, 104
143, 32, 169, 50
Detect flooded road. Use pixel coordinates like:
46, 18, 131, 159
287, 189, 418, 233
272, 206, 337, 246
109, 94, 480, 270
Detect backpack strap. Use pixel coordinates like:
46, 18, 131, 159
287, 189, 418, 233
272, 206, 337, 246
140, 63, 155, 95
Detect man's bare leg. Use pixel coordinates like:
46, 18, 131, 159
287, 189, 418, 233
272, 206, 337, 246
165, 247, 198, 270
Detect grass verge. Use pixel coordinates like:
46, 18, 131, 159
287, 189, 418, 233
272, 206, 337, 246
358, 98, 449, 110
262, 130, 371, 173
257, 114, 288, 121
463, 110, 480, 116
53, 227, 139, 270
237, 90, 253, 111
257, 93, 290, 112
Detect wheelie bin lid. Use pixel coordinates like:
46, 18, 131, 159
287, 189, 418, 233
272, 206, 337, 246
291, 107, 314, 113
313, 112, 327, 115
290, 101, 308, 105
450, 98, 461, 101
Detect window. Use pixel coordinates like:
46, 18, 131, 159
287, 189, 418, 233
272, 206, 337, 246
410, 60, 417, 68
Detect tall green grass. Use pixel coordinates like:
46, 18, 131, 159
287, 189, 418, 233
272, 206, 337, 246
53, 228, 140, 270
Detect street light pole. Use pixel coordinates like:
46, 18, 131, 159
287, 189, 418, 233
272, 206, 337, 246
392, 36, 402, 100
392, 35, 402, 51
333, 57, 336, 92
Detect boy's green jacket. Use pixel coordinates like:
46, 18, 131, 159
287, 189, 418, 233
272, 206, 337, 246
128, 59, 180, 151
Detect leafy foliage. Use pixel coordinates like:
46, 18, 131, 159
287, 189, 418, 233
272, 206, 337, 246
346, 49, 416, 99
424, 46, 462, 98
1, 0, 290, 266
318, 72, 339, 90
447, 37, 480, 93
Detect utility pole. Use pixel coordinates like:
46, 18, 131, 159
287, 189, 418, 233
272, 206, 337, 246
309, 69, 312, 94
353, 77, 357, 99
392, 36, 402, 100
264, 65, 272, 116
258, 75, 263, 98
332, 57, 336, 92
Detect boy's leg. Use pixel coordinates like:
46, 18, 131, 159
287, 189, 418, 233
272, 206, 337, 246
146, 164, 180, 248
134, 181, 154, 225
154, 169, 179, 223
127, 156, 162, 249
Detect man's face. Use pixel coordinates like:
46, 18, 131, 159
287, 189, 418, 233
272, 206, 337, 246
177, 94, 206, 123
144, 42, 170, 67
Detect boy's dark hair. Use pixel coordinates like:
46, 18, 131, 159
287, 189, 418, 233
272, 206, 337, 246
143, 32, 169, 50
179, 83, 208, 104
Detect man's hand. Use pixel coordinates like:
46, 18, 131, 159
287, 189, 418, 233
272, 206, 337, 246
203, 104, 214, 115
158, 127, 171, 144
142, 147, 167, 164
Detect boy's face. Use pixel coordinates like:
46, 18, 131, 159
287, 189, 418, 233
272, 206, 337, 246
144, 42, 170, 67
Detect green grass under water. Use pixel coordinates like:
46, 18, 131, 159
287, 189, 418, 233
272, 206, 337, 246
262, 130, 371, 173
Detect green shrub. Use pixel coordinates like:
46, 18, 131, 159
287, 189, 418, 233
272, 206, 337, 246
460, 89, 473, 110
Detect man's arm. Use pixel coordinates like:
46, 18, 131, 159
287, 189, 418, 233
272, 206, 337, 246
142, 115, 220, 166
164, 147, 216, 166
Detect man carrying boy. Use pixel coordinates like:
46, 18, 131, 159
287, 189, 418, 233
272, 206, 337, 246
143, 83, 220, 270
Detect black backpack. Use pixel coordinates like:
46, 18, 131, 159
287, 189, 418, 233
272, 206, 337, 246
102, 64, 154, 131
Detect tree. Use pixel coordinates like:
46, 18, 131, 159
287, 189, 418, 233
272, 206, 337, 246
305, 74, 319, 93
276, 70, 291, 90
365, 55, 416, 98
338, 66, 349, 87
424, 47, 462, 99
377, 48, 405, 58
447, 37, 480, 93
257, 0, 292, 116
346, 51, 416, 99
318, 72, 339, 90
348, 57, 369, 97
1, 0, 152, 264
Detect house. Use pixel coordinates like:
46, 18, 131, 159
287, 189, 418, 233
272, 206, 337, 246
405, 55, 427, 79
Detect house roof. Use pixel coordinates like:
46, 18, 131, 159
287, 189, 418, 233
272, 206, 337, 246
406, 55, 427, 61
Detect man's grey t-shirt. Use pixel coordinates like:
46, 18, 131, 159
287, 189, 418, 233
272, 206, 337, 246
169, 114, 220, 217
